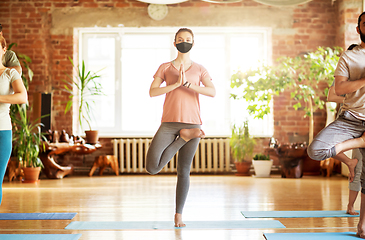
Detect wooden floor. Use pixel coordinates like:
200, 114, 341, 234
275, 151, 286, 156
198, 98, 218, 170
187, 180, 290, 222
0, 173, 359, 240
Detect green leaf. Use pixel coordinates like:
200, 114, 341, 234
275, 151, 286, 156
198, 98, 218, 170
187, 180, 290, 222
60, 57, 104, 130
230, 46, 342, 120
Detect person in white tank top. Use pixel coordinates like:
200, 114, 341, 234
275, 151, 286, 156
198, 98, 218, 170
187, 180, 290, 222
0, 35, 27, 205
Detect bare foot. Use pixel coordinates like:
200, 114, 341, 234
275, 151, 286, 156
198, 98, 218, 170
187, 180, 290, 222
358, 221, 365, 238
174, 213, 186, 228
180, 128, 205, 142
344, 158, 358, 182
347, 205, 359, 215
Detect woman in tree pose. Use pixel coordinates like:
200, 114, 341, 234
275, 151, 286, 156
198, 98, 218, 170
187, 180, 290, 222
146, 28, 216, 227
0, 35, 27, 205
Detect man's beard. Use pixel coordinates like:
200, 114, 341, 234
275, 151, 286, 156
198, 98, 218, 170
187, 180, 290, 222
360, 28, 365, 43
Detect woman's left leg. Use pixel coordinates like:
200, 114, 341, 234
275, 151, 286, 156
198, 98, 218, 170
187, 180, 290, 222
174, 133, 200, 227
0, 130, 12, 205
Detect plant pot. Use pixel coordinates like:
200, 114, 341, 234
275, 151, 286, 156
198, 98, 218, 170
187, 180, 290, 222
85, 130, 99, 144
22, 167, 41, 183
253, 160, 273, 177
234, 162, 251, 176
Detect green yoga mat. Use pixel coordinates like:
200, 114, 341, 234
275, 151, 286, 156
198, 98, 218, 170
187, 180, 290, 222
241, 210, 359, 218
0, 234, 82, 240
264, 232, 358, 240
0, 213, 77, 220
65, 220, 285, 230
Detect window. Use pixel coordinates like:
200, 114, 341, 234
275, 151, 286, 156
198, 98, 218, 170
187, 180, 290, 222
77, 27, 273, 137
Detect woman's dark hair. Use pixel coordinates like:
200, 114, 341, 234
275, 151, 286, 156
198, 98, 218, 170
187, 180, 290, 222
174, 28, 194, 42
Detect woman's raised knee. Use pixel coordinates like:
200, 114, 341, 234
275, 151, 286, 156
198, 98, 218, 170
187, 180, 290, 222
145, 165, 160, 175
307, 144, 328, 161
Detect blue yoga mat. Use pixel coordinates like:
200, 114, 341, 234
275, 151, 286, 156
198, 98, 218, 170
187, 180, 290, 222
0, 213, 77, 220
65, 220, 285, 230
264, 232, 358, 240
0, 234, 81, 240
241, 210, 359, 218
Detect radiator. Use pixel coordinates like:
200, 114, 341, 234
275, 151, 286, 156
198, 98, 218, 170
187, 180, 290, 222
111, 138, 231, 174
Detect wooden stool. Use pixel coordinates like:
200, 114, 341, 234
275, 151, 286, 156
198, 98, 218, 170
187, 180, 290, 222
89, 155, 119, 176
7, 160, 24, 181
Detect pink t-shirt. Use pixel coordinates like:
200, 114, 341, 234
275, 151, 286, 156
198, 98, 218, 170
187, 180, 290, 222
153, 61, 212, 124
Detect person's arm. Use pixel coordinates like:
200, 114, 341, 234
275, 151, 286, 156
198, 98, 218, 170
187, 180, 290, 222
187, 77, 216, 97
335, 75, 365, 96
0, 79, 27, 104
149, 64, 185, 97
149, 76, 182, 97
327, 85, 345, 103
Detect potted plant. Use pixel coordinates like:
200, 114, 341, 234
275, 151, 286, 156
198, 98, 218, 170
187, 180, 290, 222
252, 153, 273, 177
230, 46, 341, 143
230, 121, 256, 176
11, 104, 46, 183
63, 57, 103, 144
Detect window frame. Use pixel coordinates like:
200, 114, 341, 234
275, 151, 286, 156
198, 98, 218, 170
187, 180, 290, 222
75, 27, 273, 138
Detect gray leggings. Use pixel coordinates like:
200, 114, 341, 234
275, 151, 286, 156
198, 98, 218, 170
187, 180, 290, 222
146, 122, 201, 214
307, 111, 365, 190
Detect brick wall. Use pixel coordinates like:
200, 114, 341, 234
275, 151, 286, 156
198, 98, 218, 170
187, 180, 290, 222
0, 0, 361, 171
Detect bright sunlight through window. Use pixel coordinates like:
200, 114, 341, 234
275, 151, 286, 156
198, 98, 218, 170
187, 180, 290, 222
77, 27, 273, 137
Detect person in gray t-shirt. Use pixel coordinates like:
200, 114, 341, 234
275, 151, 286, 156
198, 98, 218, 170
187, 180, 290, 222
0, 24, 21, 75
307, 12, 365, 237
327, 44, 361, 216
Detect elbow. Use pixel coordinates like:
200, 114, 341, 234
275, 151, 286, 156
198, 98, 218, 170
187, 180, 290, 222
210, 89, 216, 98
334, 85, 346, 96
335, 90, 345, 96
20, 92, 28, 104
149, 88, 156, 98
334, 89, 341, 96
149, 88, 160, 97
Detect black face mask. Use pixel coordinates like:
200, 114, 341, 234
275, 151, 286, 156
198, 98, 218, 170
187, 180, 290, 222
176, 42, 193, 53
